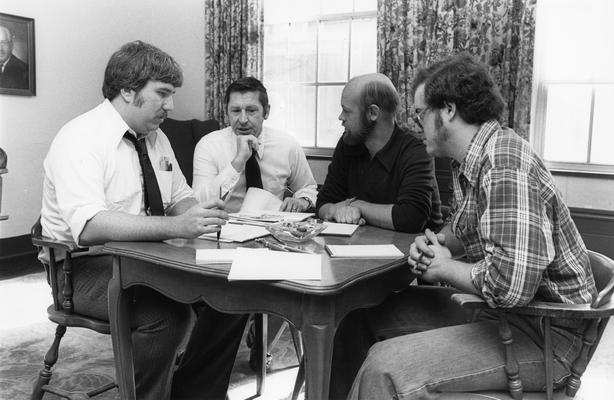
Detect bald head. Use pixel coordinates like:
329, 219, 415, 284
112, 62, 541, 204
0, 26, 14, 64
346, 73, 400, 115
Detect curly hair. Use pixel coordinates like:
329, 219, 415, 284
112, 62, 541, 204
102, 40, 183, 100
418, 53, 505, 125
224, 76, 269, 109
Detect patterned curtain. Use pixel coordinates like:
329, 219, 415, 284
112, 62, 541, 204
205, 0, 264, 126
378, 0, 536, 139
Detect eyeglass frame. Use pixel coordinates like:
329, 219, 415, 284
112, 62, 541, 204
413, 107, 430, 127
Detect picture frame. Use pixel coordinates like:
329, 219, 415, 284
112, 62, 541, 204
0, 12, 35, 96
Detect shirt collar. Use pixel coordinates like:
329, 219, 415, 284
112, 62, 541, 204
344, 124, 405, 172
458, 120, 500, 186
101, 99, 158, 148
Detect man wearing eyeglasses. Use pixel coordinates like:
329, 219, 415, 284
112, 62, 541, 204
316, 73, 443, 234
345, 53, 596, 399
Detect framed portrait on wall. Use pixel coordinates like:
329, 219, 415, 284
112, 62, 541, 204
0, 12, 35, 96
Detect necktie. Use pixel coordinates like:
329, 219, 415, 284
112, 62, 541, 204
245, 149, 263, 189
123, 132, 165, 216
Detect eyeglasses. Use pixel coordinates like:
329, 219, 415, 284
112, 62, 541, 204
413, 107, 430, 127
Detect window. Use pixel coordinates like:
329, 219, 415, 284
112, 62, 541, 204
532, 0, 614, 174
262, 0, 377, 154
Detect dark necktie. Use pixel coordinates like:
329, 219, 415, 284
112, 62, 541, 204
123, 132, 165, 216
245, 149, 263, 189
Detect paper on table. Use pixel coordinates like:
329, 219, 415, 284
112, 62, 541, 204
229, 211, 314, 226
320, 222, 359, 236
199, 223, 269, 243
227, 247, 322, 281
240, 187, 282, 212
325, 244, 404, 259
195, 248, 267, 264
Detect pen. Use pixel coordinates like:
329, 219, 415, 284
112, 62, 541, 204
256, 238, 314, 254
344, 196, 357, 206
217, 187, 230, 242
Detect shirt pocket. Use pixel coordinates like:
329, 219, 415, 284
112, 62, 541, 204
157, 170, 173, 206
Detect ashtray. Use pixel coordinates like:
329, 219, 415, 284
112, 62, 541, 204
265, 220, 326, 243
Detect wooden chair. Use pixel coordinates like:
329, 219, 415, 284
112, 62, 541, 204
442, 250, 614, 400
30, 217, 117, 399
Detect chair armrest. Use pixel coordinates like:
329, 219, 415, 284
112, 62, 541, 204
32, 235, 84, 253
451, 293, 614, 319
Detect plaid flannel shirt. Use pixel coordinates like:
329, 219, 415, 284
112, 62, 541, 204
450, 121, 596, 308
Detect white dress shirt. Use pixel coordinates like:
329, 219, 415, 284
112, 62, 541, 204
41, 99, 194, 249
192, 126, 318, 213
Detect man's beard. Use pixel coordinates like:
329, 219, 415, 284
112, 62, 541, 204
342, 114, 376, 146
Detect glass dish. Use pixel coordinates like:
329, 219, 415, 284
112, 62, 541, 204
265, 220, 326, 243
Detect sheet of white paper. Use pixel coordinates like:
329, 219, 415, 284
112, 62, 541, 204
320, 222, 359, 236
199, 223, 270, 243
195, 249, 237, 264
195, 248, 269, 264
240, 187, 282, 212
228, 247, 322, 281
325, 244, 404, 259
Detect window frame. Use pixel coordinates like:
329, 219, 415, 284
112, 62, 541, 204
530, 0, 614, 177
263, 8, 377, 158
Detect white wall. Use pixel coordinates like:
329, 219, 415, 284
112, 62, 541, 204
0, 0, 205, 238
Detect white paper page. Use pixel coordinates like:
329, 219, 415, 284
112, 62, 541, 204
320, 222, 359, 236
195, 248, 268, 264
228, 247, 322, 281
325, 244, 404, 258
199, 223, 270, 243
240, 187, 282, 212
195, 249, 237, 264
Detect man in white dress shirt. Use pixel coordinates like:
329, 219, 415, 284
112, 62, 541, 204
192, 76, 317, 213
40, 40, 247, 400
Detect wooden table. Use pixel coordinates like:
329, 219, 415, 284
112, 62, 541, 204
104, 225, 416, 400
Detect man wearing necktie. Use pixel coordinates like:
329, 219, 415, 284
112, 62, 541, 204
40, 41, 247, 400
192, 77, 318, 213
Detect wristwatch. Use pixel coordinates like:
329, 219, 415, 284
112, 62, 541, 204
299, 196, 313, 209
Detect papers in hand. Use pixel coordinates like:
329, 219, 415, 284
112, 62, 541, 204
227, 247, 322, 281
240, 187, 282, 212
325, 244, 404, 259
199, 223, 269, 243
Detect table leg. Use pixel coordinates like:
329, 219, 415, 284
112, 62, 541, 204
300, 311, 335, 400
108, 256, 136, 399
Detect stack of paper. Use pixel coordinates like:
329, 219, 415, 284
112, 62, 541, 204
196, 248, 239, 264
199, 223, 269, 243
325, 244, 404, 259
227, 247, 322, 281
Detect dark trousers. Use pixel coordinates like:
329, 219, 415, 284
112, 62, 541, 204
59, 255, 247, 400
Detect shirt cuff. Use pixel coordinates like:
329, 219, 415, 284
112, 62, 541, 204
70, 204, 106, 246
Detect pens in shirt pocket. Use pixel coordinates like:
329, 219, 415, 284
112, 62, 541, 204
159, 156, 172, 171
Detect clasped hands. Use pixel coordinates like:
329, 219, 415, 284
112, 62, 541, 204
408, 228, 451, 283
328, 198, 366, 225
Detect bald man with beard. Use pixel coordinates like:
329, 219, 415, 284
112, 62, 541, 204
316, 73, 442, 233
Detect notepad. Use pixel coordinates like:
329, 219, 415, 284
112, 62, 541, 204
320, 222, 359, 236
325, 244, 404, 259
199, 223, 269, 243
196, 249, 237, 264
227, 247, 322, 281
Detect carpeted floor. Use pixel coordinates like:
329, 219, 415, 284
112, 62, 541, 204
0, 255, 304, 400
3, 254, 614, 399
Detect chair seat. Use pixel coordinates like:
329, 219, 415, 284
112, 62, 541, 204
47, 305, 110, 334
439, 389, 572, 399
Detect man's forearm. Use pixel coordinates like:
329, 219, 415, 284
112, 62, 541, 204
352, 200, 394, 230
167, 196, 198, 216
438, 224, 465, 258
78, 211, 181, 246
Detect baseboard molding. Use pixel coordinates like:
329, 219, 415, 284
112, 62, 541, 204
0, 234, 36, 261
